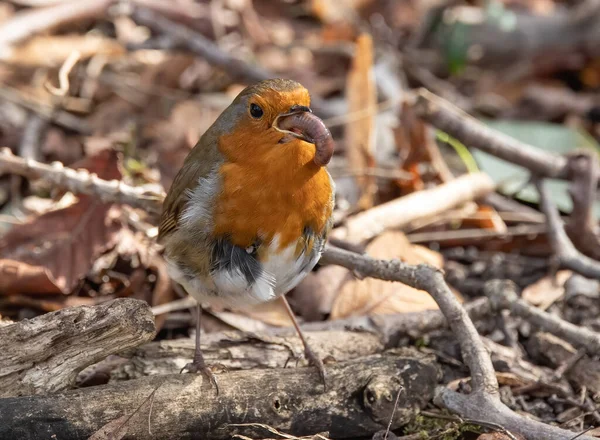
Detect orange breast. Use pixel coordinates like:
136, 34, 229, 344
213, 134, 333, 252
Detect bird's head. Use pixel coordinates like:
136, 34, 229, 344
212, 79, 334, 167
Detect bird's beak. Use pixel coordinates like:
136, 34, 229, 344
272, 105, 313, 142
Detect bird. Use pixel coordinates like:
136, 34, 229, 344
158, 78, 335, 392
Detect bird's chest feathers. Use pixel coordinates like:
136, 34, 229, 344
212, 139, 332, 251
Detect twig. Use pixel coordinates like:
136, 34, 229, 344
0, 148, 165, 214
485, 279, 600, 355
564, 152, 600, 260
536, 179, 600, 279
331, 171, 496, 243
322, 246, 594, 440
0, 85, 90, 133
45, 50, 81, 97
130, 6, 270, 84
322, 246, 497, 393
413, 89, 571, 179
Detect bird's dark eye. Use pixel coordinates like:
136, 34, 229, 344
250, 103, 263, 119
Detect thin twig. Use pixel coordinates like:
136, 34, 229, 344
412, 89, 571, 179
0, 148, 164, 214
45, 50, 81, 97
485, 279, 600, 355
536, 179, 600, 279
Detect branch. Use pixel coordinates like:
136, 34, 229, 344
332, 171, 496, 243
321, 246, 595, 440
565, 152, 600, 260
536, 179, 600, 279
321, 246, 497, 393
0, 352, 439, 439
0, 148, 165, 214
0, 298, 156, 398
485, 279, 600, 355
413, 89, 570, 179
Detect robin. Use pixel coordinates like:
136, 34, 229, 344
158, 78, 335, 392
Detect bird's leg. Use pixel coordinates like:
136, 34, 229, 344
280, 295, 327, 390
180, 304, 220, 394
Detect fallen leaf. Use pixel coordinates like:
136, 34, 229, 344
522, 270, 572, 311
461, 205, 508, 233
87, 415, 129, 440
330, 231, 445, 319
239, 298, 292, 327
0, 149, 123, 294
344, 33, 377, 209
290, 266, 351, 321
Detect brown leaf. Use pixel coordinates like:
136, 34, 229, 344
290, 266, 351, 321
239, 298, 292, 327
87, 415, 129, 440
344, 33, 377, 209
0, 149, 123, 294
330, 231, 446, 319
522, 270, 572, 311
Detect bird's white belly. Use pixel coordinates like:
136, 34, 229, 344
165, 234, 321, 309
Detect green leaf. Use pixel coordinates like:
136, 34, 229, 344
471, 120, 600, 215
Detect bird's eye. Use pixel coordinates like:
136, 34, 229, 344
250, 103, 263, 119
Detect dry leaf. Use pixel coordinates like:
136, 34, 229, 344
87, 415, 129, 440
290, 266, 351, 321
330, 231, 444, 319
239, 298, 292, 327
461, 205, 507, 233
344, 33, 377, 209
0, 149, 123, 294
522, 270, 572, 310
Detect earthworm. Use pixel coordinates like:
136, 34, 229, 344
277, 112, 335, 166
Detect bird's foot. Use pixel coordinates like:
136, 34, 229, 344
180, 359, 220, 395
303, 345, 327, 391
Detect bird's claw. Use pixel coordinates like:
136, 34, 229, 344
180, 361, 220, 395
304, 346, 327, 391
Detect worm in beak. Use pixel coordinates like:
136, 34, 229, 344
273, 106, 335, 166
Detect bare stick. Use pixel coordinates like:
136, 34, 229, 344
0, 298, 156, 397
485, 279, 600, 355
536, 179, 600, 279
321, 246, 595, 440
332, 171, 496, 243
322, 246, 497, 393
413, 89, 570, 179
0, 148, 165, 214
565, 153, 600, 259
